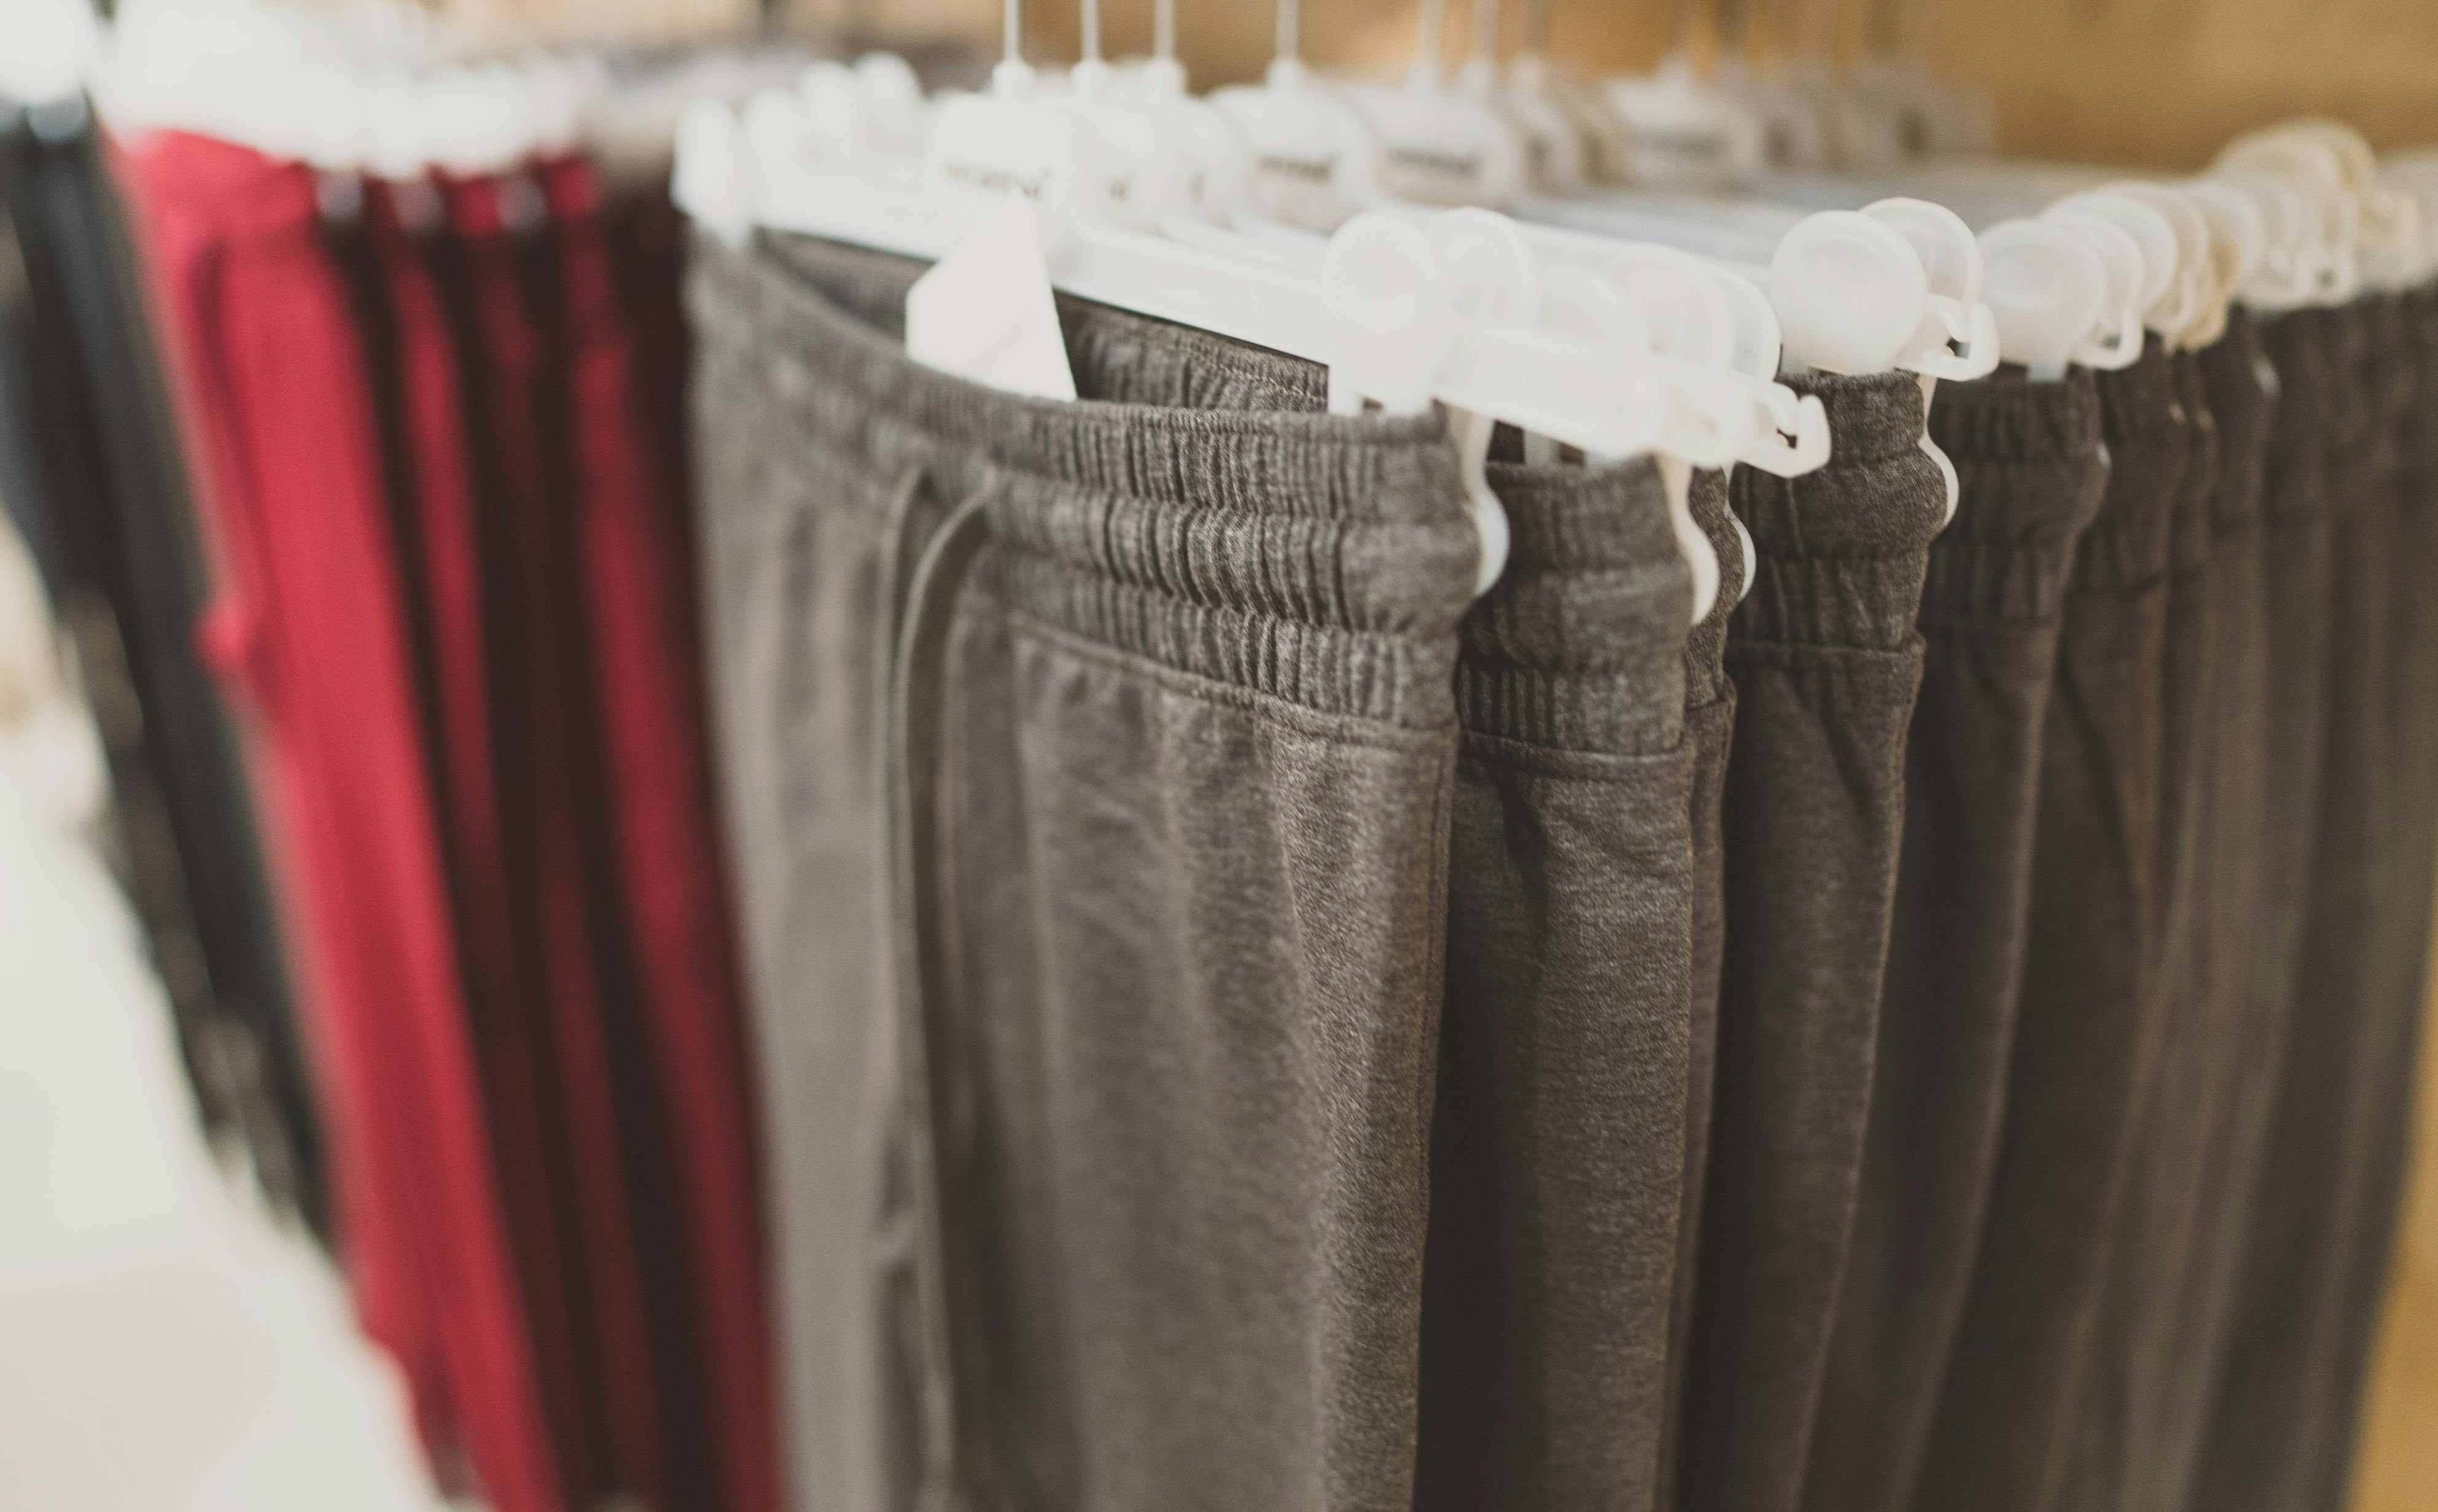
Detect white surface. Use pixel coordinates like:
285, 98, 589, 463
0, 515, 454, 1512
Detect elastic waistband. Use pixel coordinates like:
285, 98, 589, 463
1930, 365, 2106, 466
1727, 370, 1947, 653
1921, 370, 2110, 626
689, 229, 1479, 729
1683, 469, 1742, 710
2360, 294, 2423, 491
2317, 302, 2388, 515
2256, 309, 2335, 526
2167, 352, 2221, 577
2198, 308, 2275, 537
2402, 289, 2438, 497
1457, 458, 1692, 756
2073, 343, 2186, 591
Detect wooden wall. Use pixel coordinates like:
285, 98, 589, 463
835, 0, 2438, 167
437, 0, 2438, 168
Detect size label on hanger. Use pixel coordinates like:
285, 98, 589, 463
906, 201, 1078, 402
1342, 85, 1526, 210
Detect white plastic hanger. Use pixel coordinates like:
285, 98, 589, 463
1453, 0, 1585, 195
679, 12, 1848, 608
1120, 0, 1258, 226
1334, 0, 1531, 208
2376, 149, 2438, 286
1710, 0, 1833, 171
1505, 0, 1637, 185
1770, 0, 1911, 169
1207, 0, 1387, 230
1518, 187, 2002, 379
2217, 121, 2423, 296
1604, 0, 1771, 191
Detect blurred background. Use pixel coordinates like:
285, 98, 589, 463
412, 0, 2438, 169
4, 2, 2436, 1511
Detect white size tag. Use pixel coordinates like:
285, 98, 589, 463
1341, 84, 1527, 210
905, 200, 1078, 402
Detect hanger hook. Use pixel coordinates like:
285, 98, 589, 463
1414, 0, 1447, 81
1522, 0, 1551, 59
1665, 0, 1705, 61
1470, 0, 1503, 72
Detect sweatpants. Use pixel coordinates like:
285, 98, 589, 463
691, 228, 1476, 1512
1675, 371, 1949, 1512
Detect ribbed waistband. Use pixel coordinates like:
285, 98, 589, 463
2319, 302, 2385, 516
2074, 340, 2184, 592
2256, 309, 2335, 526
1727, 369, 1948, 653
2358, 292, 2422, 501
1684, 469, 1743, 710
1457, 457, 1692, 756
2403, 288, 2438, 501
1921, 367, 2111, 626
688, 228, 1480, 729
2198, 307, 2275, 538
2168, 352, 2221, 577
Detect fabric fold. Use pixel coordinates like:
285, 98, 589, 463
1677, 370, 1948, 1512
1914, 337, 2184, 1512
1805, 366, 2111, 1512
1416, 456, 1696, 1512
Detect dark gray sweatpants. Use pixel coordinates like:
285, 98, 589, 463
1675, 372, 1949, 1512
1804, 367, 2110, 1512
1655, 469, 1745, 1512
1415, 456, 1697, 1512
2060, 344, 2225, 1512
2141, 308, 2279, 1512
1912, 340, 2186, 1512
691, 228, 1478, 1512
2195, 295, 2432, 1512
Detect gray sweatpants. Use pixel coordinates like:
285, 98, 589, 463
1805, 366, 2111, 1512
2059, 344, 2226, 1512
1913, 339, 2186, 1512
2140, 307, 2279, 1512
690, 228, 1476, 1512
1415, 454, 1697, 1512
2195, 294, 2433, 1512
1676, 371, 1949, 1512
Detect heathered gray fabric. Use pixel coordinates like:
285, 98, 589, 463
2061, 346, 2224, 1512
2291, 290, 2437, 1512
2141, 308, 2280, 1512
1654, 468, 1745, 1512
1414, 455, 1696, 1512
1675, 372, 1947, 1512
1803, 368, 2110, 1512
1912, 339, 2184, 1512
2194, 296, 2428, 1512
689, 227, 1476, 1512
2326, 284, 2438, 1505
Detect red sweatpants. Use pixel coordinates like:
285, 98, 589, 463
439, 167, 671, 1512
362, 173, 600, 1502
118, 131, 563, 1512
543, 153, 776, 1512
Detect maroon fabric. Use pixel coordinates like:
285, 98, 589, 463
362, 173, 598, 1498
119, 131, 564, 1512
539, 155, 775, 1512
439, 167, 672, 1512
